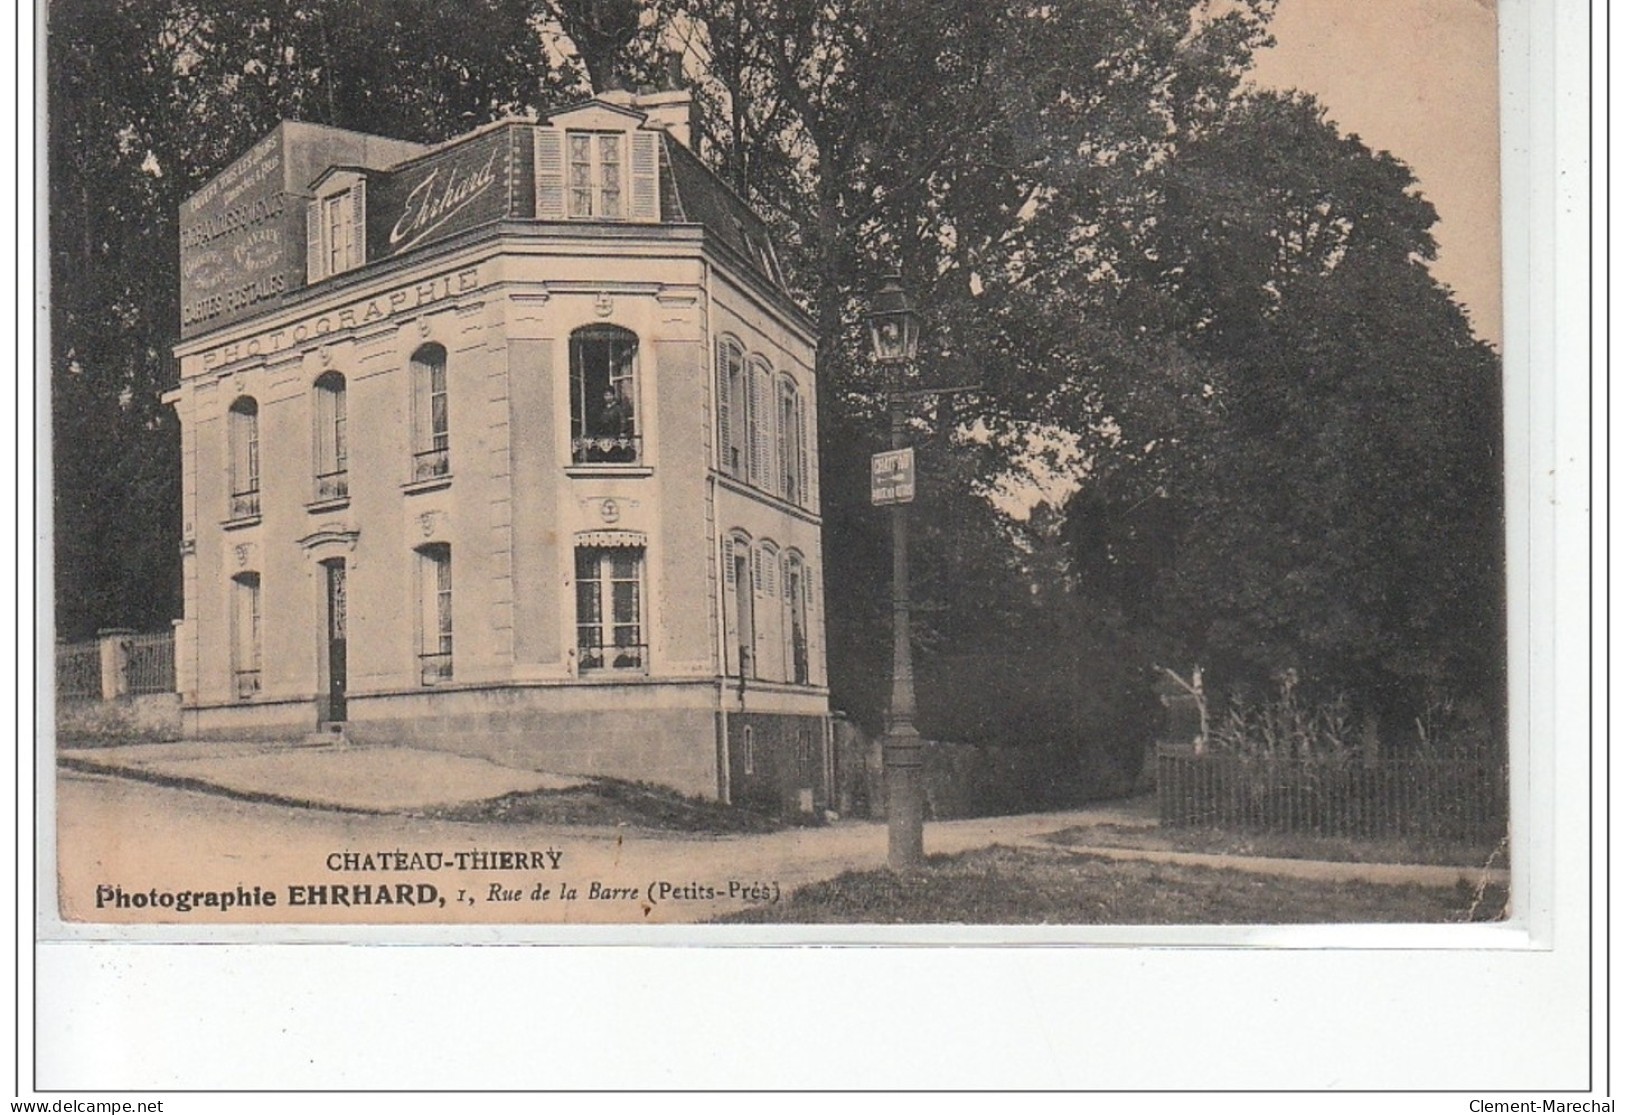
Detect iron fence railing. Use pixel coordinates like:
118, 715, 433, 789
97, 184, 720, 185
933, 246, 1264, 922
125, 631, 176, 695
570, 434, 641, 465
315, 469, 349, 502
1157, 749, 1507, 843
55, 640, 101, 702
413, 448, 450, 482
419, 652, 453, 685
578, 641, 647, 671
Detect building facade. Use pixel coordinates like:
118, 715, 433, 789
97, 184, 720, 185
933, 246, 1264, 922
166, 93, 830, 807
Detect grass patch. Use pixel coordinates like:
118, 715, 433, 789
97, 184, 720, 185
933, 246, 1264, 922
1046, 823, 1506, 869
423, 778, 812, 834
714, 845, 1508, 924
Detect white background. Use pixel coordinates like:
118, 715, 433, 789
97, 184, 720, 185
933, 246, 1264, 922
10, 0, 1604, 1103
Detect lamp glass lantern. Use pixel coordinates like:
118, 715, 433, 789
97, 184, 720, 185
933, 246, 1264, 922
866, 276, 922, 367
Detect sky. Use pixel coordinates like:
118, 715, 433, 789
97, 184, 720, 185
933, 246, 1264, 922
1248, 0, 1503, 347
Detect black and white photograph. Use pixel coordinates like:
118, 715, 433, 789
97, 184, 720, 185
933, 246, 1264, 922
27, 0, 1597, 1095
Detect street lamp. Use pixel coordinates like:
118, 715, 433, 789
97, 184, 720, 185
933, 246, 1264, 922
866, 276, 925, 869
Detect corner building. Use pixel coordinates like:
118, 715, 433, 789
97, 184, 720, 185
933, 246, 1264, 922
167, 92, 830, 808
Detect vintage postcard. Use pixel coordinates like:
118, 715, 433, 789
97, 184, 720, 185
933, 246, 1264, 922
44, 0, 1519, 937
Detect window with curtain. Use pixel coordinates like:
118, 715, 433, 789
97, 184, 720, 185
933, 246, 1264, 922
570, 326, 639, 464
410, 344, 449, 481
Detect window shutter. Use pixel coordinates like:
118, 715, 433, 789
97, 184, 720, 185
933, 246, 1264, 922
716, 343, 731, 473
749, 365, 768, 487
306, 199, 326, 283
751, 545, 763, 594
630, 131, 659, 221
535, 127, 565, 219
349, 179, 366, 270
797, 394, 811, 507
723, 536, 735, 584
762, 550, 777, 597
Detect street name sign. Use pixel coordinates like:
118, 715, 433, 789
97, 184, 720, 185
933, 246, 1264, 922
871, 448, 916, 505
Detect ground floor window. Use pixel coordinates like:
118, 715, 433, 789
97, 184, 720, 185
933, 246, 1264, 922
232, 573, 261, 698
575, 546, 644, 670
418, 544, 452, 683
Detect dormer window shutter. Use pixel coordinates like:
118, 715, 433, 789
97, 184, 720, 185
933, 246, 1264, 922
306, 197, 327, 283
630, 131, 659, 221
535, 127, 565, 219
349, 179, 366, 270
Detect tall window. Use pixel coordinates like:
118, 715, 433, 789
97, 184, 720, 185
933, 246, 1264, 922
717, 339, 747, 478
576, 547, 644, 671
314, 372, 348, 501
785, 553, 810, 685
410, 344, 449, 481
747, 359, 774, 489
723, 532, 756, 679
308, 181, 365, 282
228, 397, 260, 520
568, 132, 623, 219
418, 544, 452, 684
570, 326, 639, 464
778, 376, 808, 505
232, 573, 261, 698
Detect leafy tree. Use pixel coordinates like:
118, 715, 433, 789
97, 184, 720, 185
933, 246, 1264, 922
1062, 93, 1505, 750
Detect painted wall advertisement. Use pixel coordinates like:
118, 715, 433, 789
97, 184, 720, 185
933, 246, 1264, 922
367, 127, 513, 263
178, 130, 300, 339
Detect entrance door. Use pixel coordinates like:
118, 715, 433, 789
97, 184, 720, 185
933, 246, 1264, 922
323, 559, 347, 723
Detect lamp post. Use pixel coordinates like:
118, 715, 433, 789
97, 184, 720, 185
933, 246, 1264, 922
866, 276, 925, 869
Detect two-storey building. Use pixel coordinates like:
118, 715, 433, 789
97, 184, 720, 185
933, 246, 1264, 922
165, 89, 831, 808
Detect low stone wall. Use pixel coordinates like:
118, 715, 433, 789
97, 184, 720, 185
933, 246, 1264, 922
57, 694, 183, 744
835, 726, 1083, 820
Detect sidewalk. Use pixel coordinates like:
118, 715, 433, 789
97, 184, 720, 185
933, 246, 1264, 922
57, 739, 584, 813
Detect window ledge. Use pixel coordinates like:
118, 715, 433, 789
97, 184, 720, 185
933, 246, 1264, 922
305, 497, 350, 514
221, 515, 262, 531
565, 465, 654, 480
402, 475, 453, 495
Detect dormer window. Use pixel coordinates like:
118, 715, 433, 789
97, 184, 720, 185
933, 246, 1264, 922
307, 172, 366, 281
535, 123, 660, 222
569, 133, 623, 219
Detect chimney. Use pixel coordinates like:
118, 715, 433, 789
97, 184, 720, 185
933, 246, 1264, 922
631, 52, 696, 149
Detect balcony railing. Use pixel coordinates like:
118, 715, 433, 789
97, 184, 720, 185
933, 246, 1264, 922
234, 669, 261, 700
412, 448, 450, 482
419, 652, 453, 685
570, 435, 641, 465
229, 490, 261, 520
578, 641, 647, 672
314, 469, 349, 502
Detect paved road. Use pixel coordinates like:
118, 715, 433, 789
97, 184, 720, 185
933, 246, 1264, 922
52, 768, 1140, 926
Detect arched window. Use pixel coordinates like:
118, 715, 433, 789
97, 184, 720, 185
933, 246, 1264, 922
410, 344, 449, 481
228, 397, 260, 520
717, 337, 746, 478
778, 374, 808, 506
417, 543, 453, 684
570, 325, 639, 464
313, 372, 348, 501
